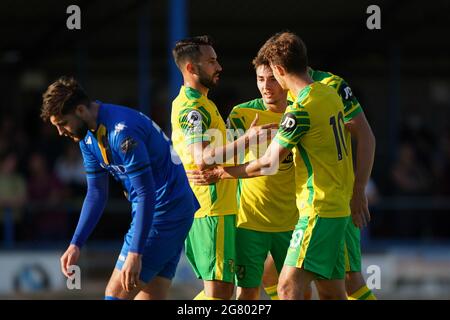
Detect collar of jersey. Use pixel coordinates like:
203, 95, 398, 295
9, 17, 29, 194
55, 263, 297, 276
296, 84, 313, 105
91, 100, 105, 136
183, 86, 205, 99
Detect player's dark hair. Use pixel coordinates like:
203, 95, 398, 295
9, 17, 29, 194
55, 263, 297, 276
252, 50, 270, 69
40, 76, 90, 121
260, 31, 308, 74
172, 35, 214, 69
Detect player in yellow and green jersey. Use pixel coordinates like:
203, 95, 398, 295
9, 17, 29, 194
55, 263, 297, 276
261, 66, 377, 300
171, 35, 276, 300
286, 67, 377, 300
226, 56, 298, 300
188, 32, 372, 299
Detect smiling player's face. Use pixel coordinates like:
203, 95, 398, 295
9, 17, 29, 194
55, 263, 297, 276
256, 65, 286, 105
50, 112, 88, 142
194, 45, 222, 89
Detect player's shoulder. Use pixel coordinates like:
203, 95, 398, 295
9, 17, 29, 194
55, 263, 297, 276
310, 67, 343, 82
233, 98, 265, 111
102, 103, 151, 140
229, 98, 264, 116
294, 82, 337, 110
100, 102, 139, 120
173, 86, 200, 110
310, 67, 350, 92
178, 86, 204, 105
102, 103, 143, 129
174, 87, 215, 117
309, 81, 339, 96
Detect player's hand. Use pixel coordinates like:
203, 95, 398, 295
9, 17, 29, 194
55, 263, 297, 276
60, 244, 80, 278
187, 167, 222, 185
246, 114, 278, 145
350, 187, 371, 228
120, 252, 142, 292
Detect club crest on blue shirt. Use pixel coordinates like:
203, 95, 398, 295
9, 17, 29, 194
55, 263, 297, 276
120, 136, 138, 153
114, 122, 127, 134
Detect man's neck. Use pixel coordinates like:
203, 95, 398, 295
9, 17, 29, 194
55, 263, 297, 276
286, 72, 313, 100
184, 79, 209, 97
265, 99, 287, 113
87, 102, 100, 132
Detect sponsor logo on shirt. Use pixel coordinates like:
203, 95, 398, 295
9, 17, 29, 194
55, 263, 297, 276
120, 137, 138, 154
114, 122, 127, 134
280, 113, 297, 132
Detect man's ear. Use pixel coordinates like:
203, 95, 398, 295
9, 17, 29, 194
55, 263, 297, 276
186, 62, 197, 75
74, 104, 87, 117
273, 64, 286, 77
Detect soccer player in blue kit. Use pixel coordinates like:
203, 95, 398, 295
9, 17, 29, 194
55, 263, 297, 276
40, 77, 199, 300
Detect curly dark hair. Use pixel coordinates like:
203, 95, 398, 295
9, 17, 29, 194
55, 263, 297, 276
259, 31, 308, 74
252, 48, 270, 69
40, 76, 89, 121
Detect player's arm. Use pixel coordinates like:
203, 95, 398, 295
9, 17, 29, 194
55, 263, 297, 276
116, 133, 156, 291
217, 139, 291, 179
345, 111, 376, 194
181, 107, 276, 171
188, 139, 291, 183
345, 111, 376, 228
188, 109, 308, 183
339, 80, 376, 228
61, 144, 109, 277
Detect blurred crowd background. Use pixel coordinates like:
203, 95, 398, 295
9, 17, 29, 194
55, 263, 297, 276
1, 0, 450, 299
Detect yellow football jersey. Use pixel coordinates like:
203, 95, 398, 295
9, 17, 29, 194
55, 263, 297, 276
288, 68, 363, 122
171, 86, 237, 218
227, 98, 298, 232
275, 82, 354, 218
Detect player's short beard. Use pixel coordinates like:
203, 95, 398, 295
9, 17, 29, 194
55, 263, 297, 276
71, 116, 89, 140
197, 66, 220, 89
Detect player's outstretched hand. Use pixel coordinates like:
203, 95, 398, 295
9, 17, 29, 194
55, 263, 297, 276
246, 114, 278, 145
187, 167, 221, 185
60, 244, 80, 278
121, 252, 142, 292
350, 188, 371, 228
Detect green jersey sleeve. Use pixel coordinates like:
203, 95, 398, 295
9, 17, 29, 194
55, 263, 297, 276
338, 80, 363, 122
274, 103, 311, 149
226, 109, 247, 141
177, 103, 212, 145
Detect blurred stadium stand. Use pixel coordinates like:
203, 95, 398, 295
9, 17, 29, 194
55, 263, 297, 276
1, 0, 450, 299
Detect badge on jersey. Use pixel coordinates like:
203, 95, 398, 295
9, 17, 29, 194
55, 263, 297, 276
120, 136, 138, 154
280, 113, 297, 132
282, 151, 294, 163
186, 110, 202, 133
340, 83, 354, 101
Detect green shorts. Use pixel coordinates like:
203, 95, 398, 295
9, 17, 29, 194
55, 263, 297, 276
185, 215, 236, 283
284, 215, 349, 280
344, 220, 362, 272
235, 227, 292, 288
